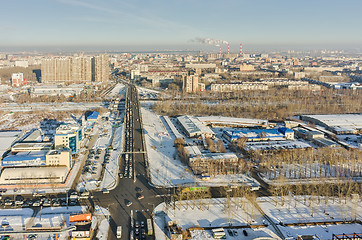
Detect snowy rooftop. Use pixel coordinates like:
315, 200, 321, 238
177, 116, 214, 136
197, 116, 268, 126
302, 114, 362, 130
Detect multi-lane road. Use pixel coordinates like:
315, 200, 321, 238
93, 84, 166, 240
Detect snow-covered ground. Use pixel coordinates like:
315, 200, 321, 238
153, 199, 279, 240
109, 83, 126, 97
141, 106, 259, 187
257, 196, 362, 225
189, 227, 280, 240
154, 196, 362, 240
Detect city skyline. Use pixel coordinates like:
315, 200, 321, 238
1, 0, 362, 52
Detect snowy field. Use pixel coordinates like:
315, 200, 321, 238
141, 106, 259, 187
280, 223, 362, 240
153, 199, 279, 240
154, 196, 362, 240
257, 196, 362, 224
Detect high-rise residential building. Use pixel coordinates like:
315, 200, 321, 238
41, 55, 109, 83
72, 56, 94, 82
183, 75, 199, 93
94, 54, 109, 82
41, 57, 72, 82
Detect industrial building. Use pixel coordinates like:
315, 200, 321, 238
11, 142, 53, 153
197, 116, 269, 128
176, 116, 215, 138
210, 83, 268, 92
188, 152, 239, 175
1, 151, 47, 167
30, 85, 84, 97
245, 140, 312, 152
0, 130, 23, 158
300, 114, 362, 134
223, 127, 294, 142
1, 149, 72, 168
293, 127, 325, 140
185, 63, 216, 69
0, 166, 69, 184
54, 124, 84, 154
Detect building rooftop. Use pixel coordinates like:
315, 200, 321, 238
302, 114, 362, 130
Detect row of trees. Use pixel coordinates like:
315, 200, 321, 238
154, 88, 361, 120
257, 148, 362, 180
271, 178, 361, 220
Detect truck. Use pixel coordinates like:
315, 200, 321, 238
117, 226, 122, 238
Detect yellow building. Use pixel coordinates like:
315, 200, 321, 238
46, 150, 72, 168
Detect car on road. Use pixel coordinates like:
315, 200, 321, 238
140, 221, 145, 228
135, 187, 143, 193
137, 194, 144, 200
42, 199, 51, 207
242, 230, 247, 236
126, 200, 132, 207
135, 221, 140, 228
102, 188, 109, 194
33, 200, 41, 207
227, 229, 233, 236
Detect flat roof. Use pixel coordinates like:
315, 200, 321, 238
197, 116, 268, 126
302, 114, 362, 130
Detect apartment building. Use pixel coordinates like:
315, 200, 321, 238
41, 54, 109, 83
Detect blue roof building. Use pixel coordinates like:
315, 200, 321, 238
223, 127, 294, 142
86, 111, 99, 121
1, 151, 47, 167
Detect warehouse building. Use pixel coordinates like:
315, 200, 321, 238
176, 116, 215, 138
197, 116, 269, 128
300, 114, 362, 134
11, 142, 53, 153
223, 127, 294, 142
0, 130, 23, 158
0, 166, 69, 184
210, 83, 268, 92
188, 153, 239, 175
1, 151, 47, 167
1, 149, 72, 168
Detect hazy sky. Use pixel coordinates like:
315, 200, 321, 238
1, 0, 361, 51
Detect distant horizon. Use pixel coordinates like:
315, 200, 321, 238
1, 43, 362, 54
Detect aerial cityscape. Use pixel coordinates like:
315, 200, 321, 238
0, 1, 361, 240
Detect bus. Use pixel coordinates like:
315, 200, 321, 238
147, 219, 153, 235
212, 228, 226, 239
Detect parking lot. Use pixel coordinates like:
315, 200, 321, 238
0, 189, 91, 209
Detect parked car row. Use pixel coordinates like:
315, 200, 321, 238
0, 195, 79, 208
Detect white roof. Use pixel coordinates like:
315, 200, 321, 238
0, 166, 69, 180
303, 114, 362, 130
197, 116, 268, 126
